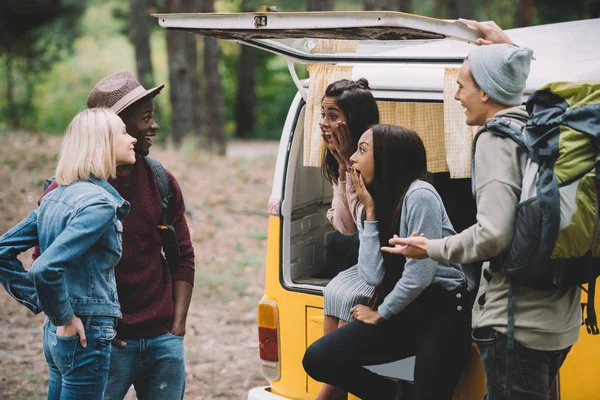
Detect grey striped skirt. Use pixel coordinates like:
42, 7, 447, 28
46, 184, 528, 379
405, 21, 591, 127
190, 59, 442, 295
323, 265, 375, 322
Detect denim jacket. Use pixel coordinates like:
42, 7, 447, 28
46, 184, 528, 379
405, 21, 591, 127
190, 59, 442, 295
0, 176, 129, 326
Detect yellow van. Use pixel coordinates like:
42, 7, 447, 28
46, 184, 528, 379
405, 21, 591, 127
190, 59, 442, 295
156, 12, 600, 400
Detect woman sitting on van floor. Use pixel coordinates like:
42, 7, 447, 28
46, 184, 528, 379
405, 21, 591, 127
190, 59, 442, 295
304, 125, 473, 400
320, 78, 379, 235
0, 108, 136, 400
317, 78, 380, 399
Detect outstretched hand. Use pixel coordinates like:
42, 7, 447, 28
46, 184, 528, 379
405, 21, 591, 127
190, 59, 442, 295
380, 233, 429, 260
458, 19, 513, 46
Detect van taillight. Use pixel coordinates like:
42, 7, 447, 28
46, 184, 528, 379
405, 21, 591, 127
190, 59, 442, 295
258, 326, 278, 361
258, 301, 280, 380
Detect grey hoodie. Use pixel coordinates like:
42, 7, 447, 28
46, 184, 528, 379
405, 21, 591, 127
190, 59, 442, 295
428, 106, 582, 351
357, 180, 466, 320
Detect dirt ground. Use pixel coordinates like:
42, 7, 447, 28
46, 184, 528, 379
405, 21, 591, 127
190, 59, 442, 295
0, 133, 280, 399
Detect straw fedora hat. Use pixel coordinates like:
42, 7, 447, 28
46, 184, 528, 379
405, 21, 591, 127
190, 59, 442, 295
87, 71, 164, 114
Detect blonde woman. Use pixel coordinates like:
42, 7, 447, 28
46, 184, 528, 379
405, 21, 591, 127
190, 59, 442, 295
0, 108, 136, 400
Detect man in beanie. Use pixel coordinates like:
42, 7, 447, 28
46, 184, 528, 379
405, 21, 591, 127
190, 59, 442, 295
40, 71, 195, 400
383, 44, 582, 398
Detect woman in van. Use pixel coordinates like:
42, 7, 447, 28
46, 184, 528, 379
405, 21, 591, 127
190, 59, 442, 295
0, 108, 136, 400
320, 78, 379, 328
318, 78, 380, 399
304, 125, 472, 400
321, 78, 379, 235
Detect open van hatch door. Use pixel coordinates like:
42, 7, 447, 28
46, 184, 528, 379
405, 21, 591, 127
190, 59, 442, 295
154, 11, 481, 64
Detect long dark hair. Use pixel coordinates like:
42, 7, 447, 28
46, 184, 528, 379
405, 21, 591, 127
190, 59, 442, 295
321, 78, 379, 183
368, 124, 428, 307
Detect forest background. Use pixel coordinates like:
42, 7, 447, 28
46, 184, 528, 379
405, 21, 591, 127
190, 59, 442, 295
0, 1, 598, 398
1, 0, 599, 155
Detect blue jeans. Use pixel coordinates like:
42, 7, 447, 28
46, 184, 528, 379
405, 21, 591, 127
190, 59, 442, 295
43, 316, 117, 400
104, 333, 186, 400
473, 327, 572, 400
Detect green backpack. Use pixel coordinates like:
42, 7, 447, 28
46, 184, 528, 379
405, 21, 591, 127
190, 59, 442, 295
472, 81, 600, 336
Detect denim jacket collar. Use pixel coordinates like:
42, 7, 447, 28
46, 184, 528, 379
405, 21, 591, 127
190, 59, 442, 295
87, 174, 130, 218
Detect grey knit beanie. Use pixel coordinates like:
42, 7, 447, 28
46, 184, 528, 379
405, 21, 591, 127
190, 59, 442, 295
468, 44, 534, 106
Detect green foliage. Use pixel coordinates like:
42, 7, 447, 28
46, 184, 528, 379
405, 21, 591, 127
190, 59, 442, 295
1, 0, 595, 139
33, 1, 136, 133
253, 54, 299, 139
0, 0, 89, 128
476, 0, 518, 29
220, 40, 298, 140
534, 0, 590, 23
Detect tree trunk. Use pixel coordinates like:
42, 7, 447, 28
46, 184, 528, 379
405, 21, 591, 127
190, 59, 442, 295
447, 0, 475, 19
588, 0, 600, 18
516, 0, 535, 27
307, 0, 334, 11
24, 58, 36, 126
397, 0, 412, 13
5, 56, 19, 129
431, 0, 444, 18
363, 0, 397, 10
165, 0, 201, 145
129, 0, 154, 89
363, 0, 377, 10
235, 0, 257, 138
201, 0, 226, 154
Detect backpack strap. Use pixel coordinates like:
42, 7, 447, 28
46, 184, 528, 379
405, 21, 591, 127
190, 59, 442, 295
44, 176, 56, 191
145, 156, 181, 266
470, 118, 526, 396
585, 255, 599, 334
470, 117, 528, 197
145, 156, 173, 226
505, 278, 516, 397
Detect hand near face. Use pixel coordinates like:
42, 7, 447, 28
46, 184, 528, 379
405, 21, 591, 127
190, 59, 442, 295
350, 304, 383, 325
349, 168, 375, 220
380, 233, 430, 259
321, 132, 337, 152
458, 19, 513, 46
321, 133, 346, 170
330, 122, 353, 169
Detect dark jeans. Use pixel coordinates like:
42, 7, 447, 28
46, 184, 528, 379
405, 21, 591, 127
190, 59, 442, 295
473, 327, 572, 400
43, 316, 117, 400
303, 285, 473, 400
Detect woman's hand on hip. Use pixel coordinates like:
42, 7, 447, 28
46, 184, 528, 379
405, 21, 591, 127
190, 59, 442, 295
350, 305, 383, 325
57, 315, 87, 348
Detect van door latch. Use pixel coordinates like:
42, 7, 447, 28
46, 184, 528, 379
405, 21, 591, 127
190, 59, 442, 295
254, 15, 267, 28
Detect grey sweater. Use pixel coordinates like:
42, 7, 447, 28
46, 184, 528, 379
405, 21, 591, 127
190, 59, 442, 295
357, 180, 466, 320
427, 106, 582, 351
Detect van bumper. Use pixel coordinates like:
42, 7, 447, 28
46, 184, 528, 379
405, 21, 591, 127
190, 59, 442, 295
247, 386, 289, 399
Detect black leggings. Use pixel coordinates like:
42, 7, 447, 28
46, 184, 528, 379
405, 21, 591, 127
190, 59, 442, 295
303, 285, 473, 400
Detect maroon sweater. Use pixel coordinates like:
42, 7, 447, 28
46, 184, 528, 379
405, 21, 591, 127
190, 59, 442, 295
35, 155, 195, 338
